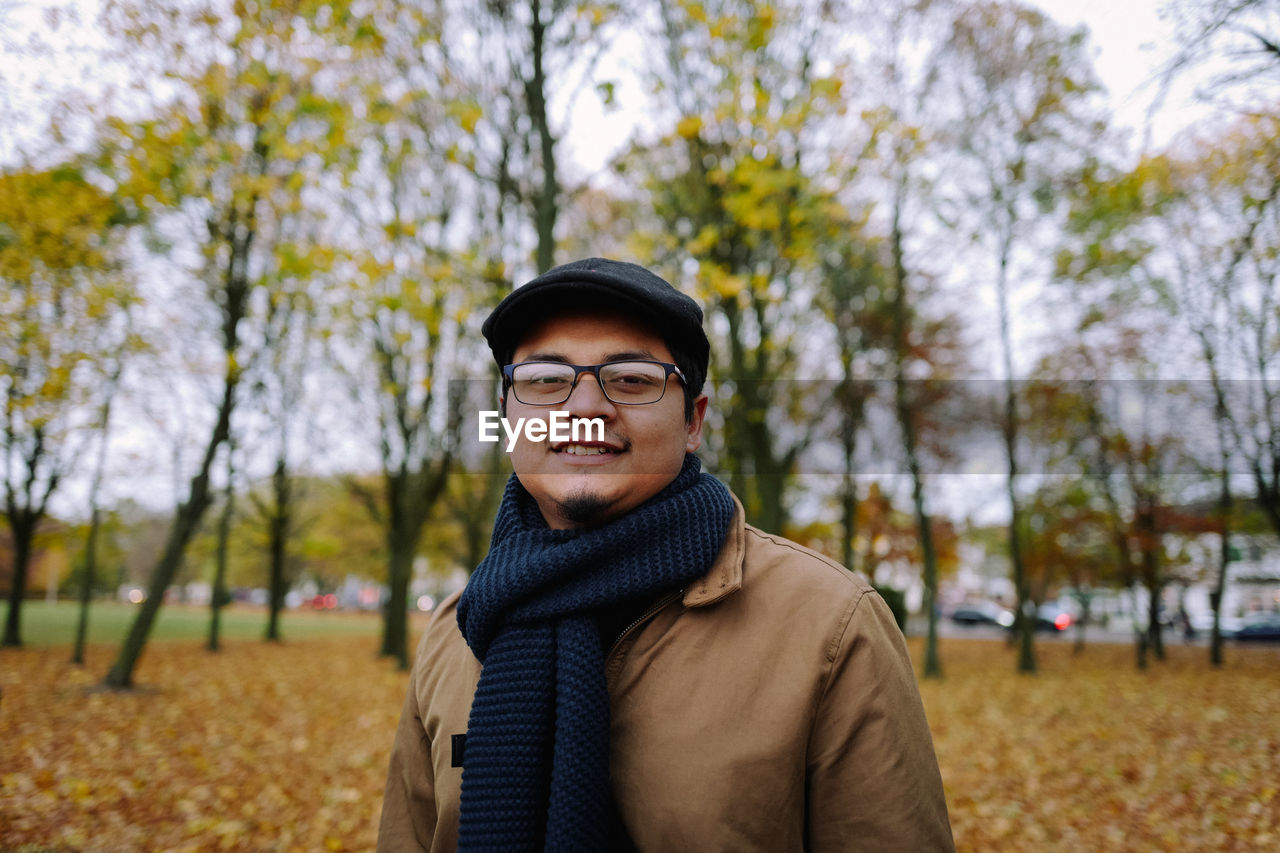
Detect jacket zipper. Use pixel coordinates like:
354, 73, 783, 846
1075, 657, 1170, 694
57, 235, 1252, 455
607, 588, 684, 660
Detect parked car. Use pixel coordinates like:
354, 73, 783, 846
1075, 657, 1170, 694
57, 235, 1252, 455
1002, 603, 1073, 633
950, 601, 1015, 628
1189, 612, 1244, 635
1031, 603, 1074, 632
1232, 612, 1280, 642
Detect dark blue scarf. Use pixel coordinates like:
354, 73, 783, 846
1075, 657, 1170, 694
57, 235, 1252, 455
456, 454, 734, 852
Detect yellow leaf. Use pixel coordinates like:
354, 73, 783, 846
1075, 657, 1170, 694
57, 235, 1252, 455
676, 115, 703, 140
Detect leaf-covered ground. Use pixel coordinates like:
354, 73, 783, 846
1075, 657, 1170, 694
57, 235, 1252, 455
920, 638, 1280, 851
2, 633, 1277, 851
1, 635, 406, 852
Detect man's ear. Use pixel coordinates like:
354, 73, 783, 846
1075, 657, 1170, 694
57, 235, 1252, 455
685, 394, 709, 452
499, 395, 506, 419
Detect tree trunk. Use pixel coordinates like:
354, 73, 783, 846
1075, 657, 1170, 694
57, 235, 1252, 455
1135, 621, 1148, 670
1083, 383, 1140, 656
73, 390, 115, 665
890, 178, 941, 679
106, 487, 216, 684
995, 223, 1035, 674
831, 268, 867, 575
462, 441, 508, 574
105, 291, 245, 685
754, 461, 788, 537
379, 456, 453, 670
908, 448, 942, 679
2, 514, 35, 647
1072, 592, 1090, 656
208, 470, 234, 653
527, 0, 558, 274
1006, 435, 1036, 674
71, 508, 100, 665
104, 386, 234, 687
894, 334, 942, 679
381, 482, 417, 670
264, 453, 290, 643
840, 412, 858, 574
717, 319, 792, 535
1146, 576, 1165, 661
1210, 476, 1231, 667
1208, 371, 1234, 667
1136, 498, 1165, 662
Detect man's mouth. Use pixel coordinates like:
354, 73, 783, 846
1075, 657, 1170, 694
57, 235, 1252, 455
552, 442, 623, 456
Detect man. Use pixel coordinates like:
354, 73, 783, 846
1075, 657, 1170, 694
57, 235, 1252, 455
378, 258, 954, 851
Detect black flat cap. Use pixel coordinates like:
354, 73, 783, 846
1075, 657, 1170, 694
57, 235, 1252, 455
482, 258, 710, 394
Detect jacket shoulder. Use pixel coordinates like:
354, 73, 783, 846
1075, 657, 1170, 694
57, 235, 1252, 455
420, 588, 463, 642
741, 523, 876, 596
735, 524, 892, 662
410, 588, 473, 674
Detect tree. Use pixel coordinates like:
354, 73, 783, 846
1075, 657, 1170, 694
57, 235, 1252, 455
324, 0, 480, 669
1019, 356, 1142, 653
249, 264, 328, 643
462, 0, 627, 273
1, 163, 136, 647
931, 0, 1107, 672
1027, 341, 1205, 665
817, 237, 891, 576
1158, 0, 1280, 115
624, 0, 851, 534
1160, 121, 1279, 537
1061, 112, 1280, 664
444, 376, 511, 576
842, 0, 975, 678
207, 441, 236, 653
98, 0, 342, 687
71, 355, 125, 665
338, 271, 463, 669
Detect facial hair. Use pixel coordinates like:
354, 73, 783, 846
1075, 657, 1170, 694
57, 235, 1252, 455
556, 490, 618, 527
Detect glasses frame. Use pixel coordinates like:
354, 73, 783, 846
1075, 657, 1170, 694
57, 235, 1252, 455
502, 359, 686, 407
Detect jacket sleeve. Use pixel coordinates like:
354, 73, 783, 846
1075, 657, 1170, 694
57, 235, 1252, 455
377, 641, 437, 852
806, 588, 955, 852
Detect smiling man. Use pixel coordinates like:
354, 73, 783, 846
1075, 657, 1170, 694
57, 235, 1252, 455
377, 258, 954, 852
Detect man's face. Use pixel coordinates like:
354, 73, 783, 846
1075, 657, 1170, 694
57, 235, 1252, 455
504, 307, 707, 529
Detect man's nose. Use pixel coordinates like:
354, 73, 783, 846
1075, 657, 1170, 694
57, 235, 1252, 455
562, 370, 616, 419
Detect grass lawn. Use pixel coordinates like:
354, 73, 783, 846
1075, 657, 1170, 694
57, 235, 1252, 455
1, 631, 1277, 851
1, 599, 381, 648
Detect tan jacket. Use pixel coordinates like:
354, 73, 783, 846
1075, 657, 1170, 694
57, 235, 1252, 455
378, 498, 954, 852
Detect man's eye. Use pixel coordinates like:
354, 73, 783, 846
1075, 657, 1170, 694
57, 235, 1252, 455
609, 373, 659, 386
528, 374, 569, 386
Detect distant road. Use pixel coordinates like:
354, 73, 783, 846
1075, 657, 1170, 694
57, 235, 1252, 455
910, 619, 1219, 647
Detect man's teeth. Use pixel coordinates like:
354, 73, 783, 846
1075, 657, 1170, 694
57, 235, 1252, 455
559, 444, 613, 456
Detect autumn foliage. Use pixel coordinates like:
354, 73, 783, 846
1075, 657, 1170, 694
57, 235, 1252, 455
924, 640, 1280, 850
2, 635, 407, 852
2, 632, 1277, 851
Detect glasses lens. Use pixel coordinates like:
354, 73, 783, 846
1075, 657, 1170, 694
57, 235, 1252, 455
599, 361, 669, 404
511, 362, 576, 404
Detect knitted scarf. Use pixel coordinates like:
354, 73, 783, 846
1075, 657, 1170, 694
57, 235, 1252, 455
455, 454, 734, 852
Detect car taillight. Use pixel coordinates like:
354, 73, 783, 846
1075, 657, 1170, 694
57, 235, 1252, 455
1054, 613, 1072, 630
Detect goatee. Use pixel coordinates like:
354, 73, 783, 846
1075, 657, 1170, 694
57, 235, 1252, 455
557, 491, 617, 526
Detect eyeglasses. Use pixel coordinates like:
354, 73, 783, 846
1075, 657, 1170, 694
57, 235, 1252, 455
503, 360, 686, 406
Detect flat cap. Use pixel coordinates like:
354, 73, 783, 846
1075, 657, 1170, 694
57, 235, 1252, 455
482, 258, 710, 391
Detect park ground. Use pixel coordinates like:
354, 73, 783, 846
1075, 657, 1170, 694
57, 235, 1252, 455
1, 603, 1278, 851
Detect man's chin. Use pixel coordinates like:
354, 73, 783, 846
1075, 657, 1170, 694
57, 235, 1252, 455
555, 491, 619, 526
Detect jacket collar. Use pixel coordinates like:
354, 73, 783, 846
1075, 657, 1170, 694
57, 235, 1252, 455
682, 492, 745, 608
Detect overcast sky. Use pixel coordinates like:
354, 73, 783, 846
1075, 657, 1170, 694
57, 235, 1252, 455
556, 0, 1205, 178
3, 0, 1205, 169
